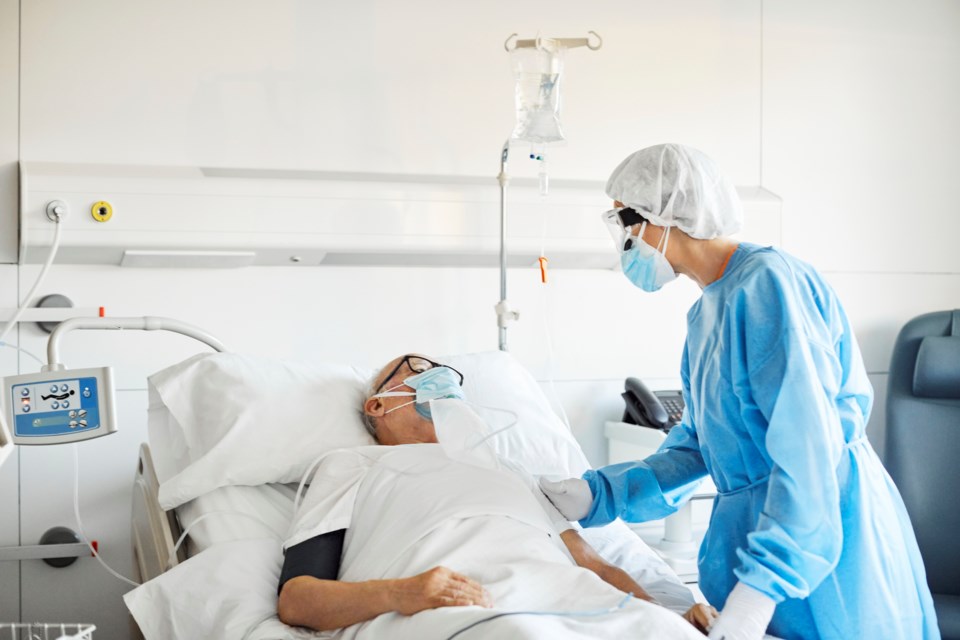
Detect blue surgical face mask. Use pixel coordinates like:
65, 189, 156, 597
620, 222, 677, 292
373, 366, 466, 420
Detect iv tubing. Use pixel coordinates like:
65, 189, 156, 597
73, 444, 140, 587
0, 217, 62, 345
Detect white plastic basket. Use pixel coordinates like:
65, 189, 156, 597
0, 623, 95, 640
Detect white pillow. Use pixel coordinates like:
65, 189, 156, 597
150, 350, 590, 509
149, 353, 374, 509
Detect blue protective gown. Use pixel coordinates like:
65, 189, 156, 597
583, 243, 939, 640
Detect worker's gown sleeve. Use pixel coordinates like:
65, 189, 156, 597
581, 246, 938, 640
580, 353, 707, 525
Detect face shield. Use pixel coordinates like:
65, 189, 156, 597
601, 207, 647, 254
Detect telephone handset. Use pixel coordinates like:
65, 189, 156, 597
621, 377, 685, 432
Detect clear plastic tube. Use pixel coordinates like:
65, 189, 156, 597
294, 401, 521, 516
538, 156, 549, 197
0, 341, 45, 367
167, 510, 278, 572
445, 592, 633, 640
538, 241, 571, 431
460, 402, 519, 452
75, 441, 280, 581
0, 219, 62, 344
73, 444, 140, 588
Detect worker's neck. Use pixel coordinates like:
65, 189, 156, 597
673, 236, 740, 289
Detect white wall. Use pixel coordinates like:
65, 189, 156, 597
17, 0, 762, 182
0, 265, 19, 623
762, 0, 960, 454
0, 0, 19, 619
0, 0, 17, 262
1, 1, 959, 637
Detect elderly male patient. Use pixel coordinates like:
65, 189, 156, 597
277, 354, 716, 635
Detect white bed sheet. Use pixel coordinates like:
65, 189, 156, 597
129, 444, 698, 640
290, 445, 701, 640
130, 350, 707, 639
175, 448, 695, 608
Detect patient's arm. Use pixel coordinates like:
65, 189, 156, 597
515, 465, 653, 602
559, 531, 720, 635
278, 566, 492, 631
559, 529, 654, 602
278, 575, 400, 630
277, 567, 491, 631
278, 531, 491, 631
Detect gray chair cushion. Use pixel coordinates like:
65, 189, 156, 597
887, 310, 960, 597
914, 336, 960, 399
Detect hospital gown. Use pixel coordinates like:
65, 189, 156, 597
581, 243, 939, 640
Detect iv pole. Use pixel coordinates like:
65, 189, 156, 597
495, 31, 601, 351
496, 140, 519, 351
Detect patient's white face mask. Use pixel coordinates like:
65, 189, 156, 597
373, 367, 466, 420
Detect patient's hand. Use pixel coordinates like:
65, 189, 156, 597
389, 566, 493, 615
683, 603, 719, 635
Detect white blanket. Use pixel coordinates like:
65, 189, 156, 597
289, 445, 703, 640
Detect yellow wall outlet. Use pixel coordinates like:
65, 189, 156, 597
91, 201, 113, 222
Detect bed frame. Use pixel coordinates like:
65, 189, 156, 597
131, 443, 187, 583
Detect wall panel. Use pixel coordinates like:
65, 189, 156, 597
0, 0, 17, 263
0, 265, 20, 621
20, 0, 761, 184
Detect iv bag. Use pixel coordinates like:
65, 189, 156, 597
510, 44, 565, 144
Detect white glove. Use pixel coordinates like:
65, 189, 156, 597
537, 477, 594, 522
707, 582, 776, 640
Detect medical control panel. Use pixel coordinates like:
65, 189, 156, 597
3, 367, 117, 445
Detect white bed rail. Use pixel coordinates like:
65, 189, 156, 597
131, 443, 184, 584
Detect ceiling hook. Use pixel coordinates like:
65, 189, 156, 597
587, 30, 603, 51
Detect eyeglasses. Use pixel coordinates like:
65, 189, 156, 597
374, 355, 465, 394
601, 207, 648, 254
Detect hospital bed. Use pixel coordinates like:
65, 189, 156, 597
126, 350, 702, 639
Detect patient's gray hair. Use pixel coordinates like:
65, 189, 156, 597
361, 371, 381, 441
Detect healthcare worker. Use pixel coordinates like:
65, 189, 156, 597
540, 144, 939, 640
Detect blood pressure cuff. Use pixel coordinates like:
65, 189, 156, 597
277, 528, 346, 595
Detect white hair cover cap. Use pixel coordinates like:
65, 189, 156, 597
605, 143, 743, 240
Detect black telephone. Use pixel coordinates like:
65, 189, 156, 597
621, 377, 685, 432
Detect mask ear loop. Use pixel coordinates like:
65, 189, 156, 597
370, 387, 418, 415
657, 225, 671, 255
377, 379, 414, 396
384, 400, 416, 414
373, 391, 414, 398
631, 221, 647, 251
